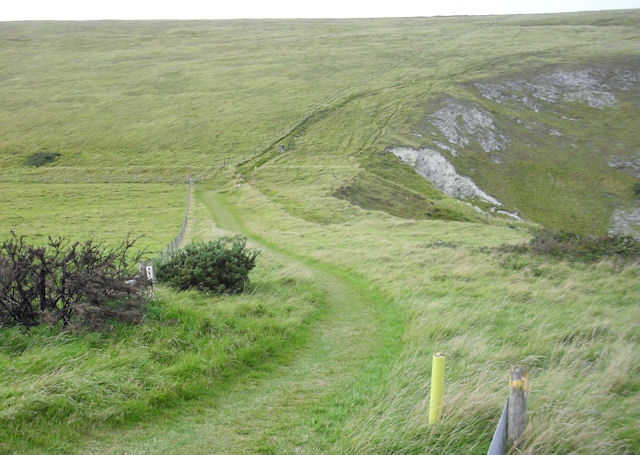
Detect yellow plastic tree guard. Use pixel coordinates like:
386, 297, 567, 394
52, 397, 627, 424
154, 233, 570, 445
429, 353, 446, 424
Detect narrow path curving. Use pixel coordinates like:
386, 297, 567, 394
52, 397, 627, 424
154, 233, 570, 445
81, 190, 402, 454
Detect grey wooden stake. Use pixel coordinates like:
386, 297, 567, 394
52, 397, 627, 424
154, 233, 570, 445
507, 365, 529, 449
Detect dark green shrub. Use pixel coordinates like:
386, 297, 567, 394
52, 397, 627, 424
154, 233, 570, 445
24, 152, 61, 167
633, 182, 640, 197
156, 237, 259, 293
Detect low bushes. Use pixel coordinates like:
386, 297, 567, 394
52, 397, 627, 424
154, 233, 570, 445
156, 236, 259, 293
0, 233, 147, 330
23, 152, 61, 167
500, 229, 640, 262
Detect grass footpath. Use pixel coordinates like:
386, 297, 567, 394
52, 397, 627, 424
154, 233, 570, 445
70, 189, 404, 454
4, 180, 638, 454
1, 11, 639, 453
0, 275, 323, 454
0, 193, 327, 454
221, 183, 640, 454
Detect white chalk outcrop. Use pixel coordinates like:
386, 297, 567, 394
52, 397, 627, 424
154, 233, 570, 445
610, 208, 640, 240
473, 67, 637, 111
429, 103, 509, 156
389, 146, 501, 205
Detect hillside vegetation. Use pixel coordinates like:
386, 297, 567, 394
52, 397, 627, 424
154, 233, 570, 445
2, 11, 639, 234
0, 10, 639, 454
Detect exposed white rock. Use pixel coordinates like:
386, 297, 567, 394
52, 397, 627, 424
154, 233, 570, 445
389, 146, 501, 205
497, 209, 523, 221
429, 103, 508, 154
473, 205, 489, 215
474, 67, 639, 110
607, 157, 640, 177
609, 208, 640, 240
564, 90, 617, 109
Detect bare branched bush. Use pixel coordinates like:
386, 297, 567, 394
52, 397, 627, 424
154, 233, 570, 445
0, 232, 149, 331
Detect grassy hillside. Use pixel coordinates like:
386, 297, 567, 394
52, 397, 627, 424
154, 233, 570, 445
2, 11, 639, 234
0, 10, 639, 454
201, 184, 639, 454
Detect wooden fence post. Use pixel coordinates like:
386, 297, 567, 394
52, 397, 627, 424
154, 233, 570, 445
507, 365, 529, 448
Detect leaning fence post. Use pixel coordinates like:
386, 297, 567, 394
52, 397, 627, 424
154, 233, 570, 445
429, 352, 446, 424
507, 365, 529, 448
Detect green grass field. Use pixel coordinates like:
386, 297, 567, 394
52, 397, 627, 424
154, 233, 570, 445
1, 10, 639, 454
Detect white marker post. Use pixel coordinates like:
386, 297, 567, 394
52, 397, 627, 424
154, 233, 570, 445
145, 264, 155, 297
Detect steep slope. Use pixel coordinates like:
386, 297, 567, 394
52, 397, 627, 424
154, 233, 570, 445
400, 62, 640, 235
248, 57, 640, 234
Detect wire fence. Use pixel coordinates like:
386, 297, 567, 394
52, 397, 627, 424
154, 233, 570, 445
0, 172, 213, 185
157, 176, 192, 264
